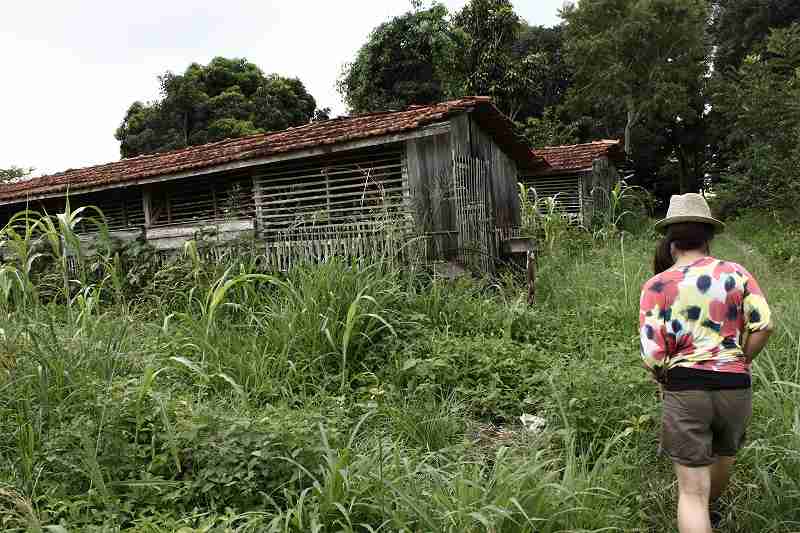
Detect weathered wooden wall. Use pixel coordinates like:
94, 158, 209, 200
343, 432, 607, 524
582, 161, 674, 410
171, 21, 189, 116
450, 114, 521, 233
403, 113, 523, 272
0, 188, 145, 233
519, 156, 619, 224
249, 144, 412, 269
253, 144, 408, 239
520, 172, 585, 219
405, 131, 455, 260
588, 156, 617, 221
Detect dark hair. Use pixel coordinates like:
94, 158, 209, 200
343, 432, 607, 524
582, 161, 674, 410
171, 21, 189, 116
653, 222, 715, 274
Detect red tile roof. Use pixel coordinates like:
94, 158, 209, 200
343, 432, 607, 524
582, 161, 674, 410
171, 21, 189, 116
0, 97, 541, 203
532, 140, 623, 173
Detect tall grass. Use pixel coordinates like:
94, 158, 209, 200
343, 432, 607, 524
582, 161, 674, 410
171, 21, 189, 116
0, 203, 799, 531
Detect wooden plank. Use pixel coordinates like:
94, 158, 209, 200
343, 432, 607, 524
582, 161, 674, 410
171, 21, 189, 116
258, 186, 407, 209
142, 186, 152, 228
258, 174, 404, 197
252, 173, 264, 232
255, 162, 403, 187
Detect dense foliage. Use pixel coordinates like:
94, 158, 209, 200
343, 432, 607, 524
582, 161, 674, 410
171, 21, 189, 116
0, 204, 798, 531
711, 23, 800, 215
710, 0, 800, 72
561, 0, 712, 197
337, 4, 453, 113
448, 0, 536, 122
338, 0, 567, 126
115, 57, 322, 158
0, 166, 33, 183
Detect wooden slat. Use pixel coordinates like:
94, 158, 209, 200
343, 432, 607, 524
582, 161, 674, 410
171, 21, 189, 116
255, 162, 403, 186
259, 186, 407, 208
258, 171, 403, 194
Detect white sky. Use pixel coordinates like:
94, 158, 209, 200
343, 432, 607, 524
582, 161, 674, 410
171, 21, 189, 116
0, 0, 567, 175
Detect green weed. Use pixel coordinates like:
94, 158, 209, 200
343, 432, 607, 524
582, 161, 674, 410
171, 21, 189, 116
0, 204, 798, 531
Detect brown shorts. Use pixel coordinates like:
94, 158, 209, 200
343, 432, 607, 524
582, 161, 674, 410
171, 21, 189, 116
660, 389, 752, 467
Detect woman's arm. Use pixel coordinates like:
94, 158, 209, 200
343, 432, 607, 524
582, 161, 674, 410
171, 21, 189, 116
740, 268, 773, 363
744, 329, 773, 363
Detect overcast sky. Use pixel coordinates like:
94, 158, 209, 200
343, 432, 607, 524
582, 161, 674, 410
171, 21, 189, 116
0, 0, 567, 175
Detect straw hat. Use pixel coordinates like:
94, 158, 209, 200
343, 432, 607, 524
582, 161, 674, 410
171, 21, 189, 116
654, 193, 724, 234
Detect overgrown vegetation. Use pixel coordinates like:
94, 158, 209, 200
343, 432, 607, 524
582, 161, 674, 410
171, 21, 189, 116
1, 204, 799, 532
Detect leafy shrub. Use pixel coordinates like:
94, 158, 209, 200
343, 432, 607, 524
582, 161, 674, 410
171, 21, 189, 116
178, 406, 348, 510
390, 333, 554, 421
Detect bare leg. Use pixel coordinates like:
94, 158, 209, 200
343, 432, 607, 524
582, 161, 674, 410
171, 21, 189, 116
674, 463, 712, 533
710, 456, 736, 502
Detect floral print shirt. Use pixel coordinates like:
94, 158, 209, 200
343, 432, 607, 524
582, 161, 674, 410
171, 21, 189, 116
639, 257, 772, 375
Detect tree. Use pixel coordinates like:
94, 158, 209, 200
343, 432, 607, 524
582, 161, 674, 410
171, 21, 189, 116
115, 57, 320, 158
562, 0, 710, 157
0, 166, 33, 183
712, 24, 800, 214
338, 1, 571, 125
337, 3, 453, 114
710, 0, 800, 73
521, 108, 579, 148
450, 0, 541, 121
513, 24, 573, 119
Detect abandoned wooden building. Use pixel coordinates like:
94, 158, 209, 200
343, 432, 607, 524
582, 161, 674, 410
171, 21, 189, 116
522, 140, 624, 223
0, 97, 621, 272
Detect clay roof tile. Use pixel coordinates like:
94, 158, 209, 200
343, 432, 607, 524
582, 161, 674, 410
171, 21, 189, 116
1, 96, 539, 203
532, 140, 623, 173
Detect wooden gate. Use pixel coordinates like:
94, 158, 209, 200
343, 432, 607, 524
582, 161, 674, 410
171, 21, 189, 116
452, 153, 495, 273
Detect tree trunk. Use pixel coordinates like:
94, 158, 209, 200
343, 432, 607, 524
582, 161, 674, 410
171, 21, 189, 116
676, 145, 698, 193
625, 105, 641, 155
677, 146, 689, 193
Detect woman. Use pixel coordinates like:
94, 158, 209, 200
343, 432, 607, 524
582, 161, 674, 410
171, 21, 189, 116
639, 193, 773, 533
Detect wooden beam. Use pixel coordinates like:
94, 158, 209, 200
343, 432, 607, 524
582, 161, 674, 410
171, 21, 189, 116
142, 186, 152, 228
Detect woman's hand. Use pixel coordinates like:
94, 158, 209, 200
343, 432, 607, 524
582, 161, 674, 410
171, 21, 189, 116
743, 329, 774, 363
647, 371, 665, 399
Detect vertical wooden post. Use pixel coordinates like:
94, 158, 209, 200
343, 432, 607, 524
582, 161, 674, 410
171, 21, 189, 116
527, 249, 537, 306
400, 151, 411, 213
142, 186, 152, 229
121, 192, 129, 228
252, 174, 263, 235
212, 185, 218, 220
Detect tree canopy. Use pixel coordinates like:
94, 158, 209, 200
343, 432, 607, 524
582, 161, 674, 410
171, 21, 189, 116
560, 0, 711, 197
338, 0, 564, 124
0, 166, 33, 183
561, 0, 709, 155
337, 4, 453, 114
710, 0, 800, 73
711, 23, 800, 214
115, 57, 320, 158
449, 0, 535, 121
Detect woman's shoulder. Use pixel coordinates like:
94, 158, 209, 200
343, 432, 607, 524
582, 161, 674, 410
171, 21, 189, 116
708, 257, 754, 278
640, 268, 685, 292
